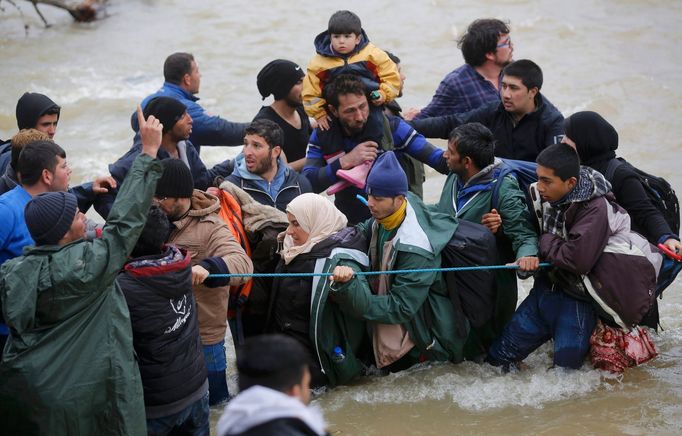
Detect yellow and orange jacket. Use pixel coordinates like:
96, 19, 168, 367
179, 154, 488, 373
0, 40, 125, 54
303, 29, 401, 120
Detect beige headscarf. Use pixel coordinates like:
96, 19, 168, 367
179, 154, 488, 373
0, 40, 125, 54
280, 193, 348, 264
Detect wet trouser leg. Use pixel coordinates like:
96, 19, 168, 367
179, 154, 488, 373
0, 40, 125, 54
487, 283, 596, 369
203, 341, 230, 405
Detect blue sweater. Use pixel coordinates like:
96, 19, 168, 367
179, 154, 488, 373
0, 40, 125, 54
131, 82, 248, 152
0, 185, 33, 265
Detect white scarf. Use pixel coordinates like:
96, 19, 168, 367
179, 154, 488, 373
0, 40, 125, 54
280, 193, 348, 264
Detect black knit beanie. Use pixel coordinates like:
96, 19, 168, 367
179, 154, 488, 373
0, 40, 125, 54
156, 159, 194, 198
143, 97, 187, 134
24, 191, 78, 245
16, 92, 61, 130
256, 59, 304, 100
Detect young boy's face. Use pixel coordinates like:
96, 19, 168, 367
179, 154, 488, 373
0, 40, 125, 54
536, 164, 577, 203
331, 33, 361, 54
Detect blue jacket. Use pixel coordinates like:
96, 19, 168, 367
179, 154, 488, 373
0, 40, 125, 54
225, 154, 311, 212
95, 139, 234, 218
131, 82, 248, 152
0, 185, 33, 265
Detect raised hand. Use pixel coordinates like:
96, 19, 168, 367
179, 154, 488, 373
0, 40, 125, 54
137, 104, 163, 158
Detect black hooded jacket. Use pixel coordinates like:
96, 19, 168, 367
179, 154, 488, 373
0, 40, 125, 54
564, 111, 675, 243
15, 92, 60, 131
116, 246, 208, 419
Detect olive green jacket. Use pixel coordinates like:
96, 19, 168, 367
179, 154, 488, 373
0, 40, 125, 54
0, 154, 162, 436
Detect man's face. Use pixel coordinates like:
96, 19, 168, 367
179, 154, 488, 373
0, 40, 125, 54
186, 60, 201, 94
330, 33, 361, 54
48, 155, 71, 191
492, 33, 514, 67
35, 113, 59, 139
501, 75, 537, 116
154, 196, 189, 221
170, 112, 193, 141
60, 210, 87, 245
536, 164, 576, 203
243, 133, 279, 176
329, 93, 369, 136
444, 140, 466, 177
367, 195, 403, 220
284, 78, 304, 107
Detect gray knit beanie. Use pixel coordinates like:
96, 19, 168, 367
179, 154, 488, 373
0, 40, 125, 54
24, 191, 78, 245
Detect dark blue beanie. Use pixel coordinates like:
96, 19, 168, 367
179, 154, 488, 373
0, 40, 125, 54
365, 151, 408, 197
24, 191, 78, 245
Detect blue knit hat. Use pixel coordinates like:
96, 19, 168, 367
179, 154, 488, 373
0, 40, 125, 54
365, 151, 408, 197
24, 191, 78, 245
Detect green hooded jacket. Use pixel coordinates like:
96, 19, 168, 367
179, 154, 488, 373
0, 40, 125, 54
0, 154, 163, 436
331, 193, 468, 364
435, 161, 538, 355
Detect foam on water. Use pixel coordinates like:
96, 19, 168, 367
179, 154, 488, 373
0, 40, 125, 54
318, 343, 609, 413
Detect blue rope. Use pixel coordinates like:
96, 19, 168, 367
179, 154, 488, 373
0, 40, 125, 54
208, 262, 551, 278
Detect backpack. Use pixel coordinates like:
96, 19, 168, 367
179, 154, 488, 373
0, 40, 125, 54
214, 190, 253, 342
490, 158, 541, 231
441, 219, 498, 329
605, 158, 680, 235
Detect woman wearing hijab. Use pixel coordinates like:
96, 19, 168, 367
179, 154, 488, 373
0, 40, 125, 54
267, 193, 370, 387
562, 111, 680, 253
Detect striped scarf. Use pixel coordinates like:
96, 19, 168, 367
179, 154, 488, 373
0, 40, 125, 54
543, 166, 611, 238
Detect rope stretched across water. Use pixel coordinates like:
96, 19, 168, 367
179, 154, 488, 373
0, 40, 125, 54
208, 262, 552, 278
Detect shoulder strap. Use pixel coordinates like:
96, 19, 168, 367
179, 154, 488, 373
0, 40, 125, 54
490, 166, 512, 211
604, 158, 624, 181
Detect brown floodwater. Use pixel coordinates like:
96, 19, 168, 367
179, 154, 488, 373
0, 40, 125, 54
2, 0, 681, 434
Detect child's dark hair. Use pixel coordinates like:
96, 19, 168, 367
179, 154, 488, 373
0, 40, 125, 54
237, 334, 309, 392
130, 205, 171, 258
536, 143, 580, 181
328, 10, 362, 35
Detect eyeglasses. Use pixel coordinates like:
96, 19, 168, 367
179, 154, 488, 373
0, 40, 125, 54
496, 37, 512, 49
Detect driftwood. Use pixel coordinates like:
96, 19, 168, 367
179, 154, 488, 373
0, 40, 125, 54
1, 0, 107, 27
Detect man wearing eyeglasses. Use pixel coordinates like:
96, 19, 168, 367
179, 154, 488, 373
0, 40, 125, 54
406, 18, 513, 120
409, 60, 564, 163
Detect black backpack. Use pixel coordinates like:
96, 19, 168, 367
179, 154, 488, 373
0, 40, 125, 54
441, 220, 498, 330
605, 158, 680, 235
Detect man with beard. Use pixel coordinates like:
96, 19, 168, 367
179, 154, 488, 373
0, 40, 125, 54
406, 18, 514, 120
225, 119, 311, 212
99, 96, 234, 218
254, 59, 312, 172
303, 74, 448, 225
154, 159, 253, 406
132, 52, 248, 153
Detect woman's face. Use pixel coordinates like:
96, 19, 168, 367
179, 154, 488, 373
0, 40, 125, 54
286, 212, 309, 246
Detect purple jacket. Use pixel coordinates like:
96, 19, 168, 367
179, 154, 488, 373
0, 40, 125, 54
540, 193, 662, 328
